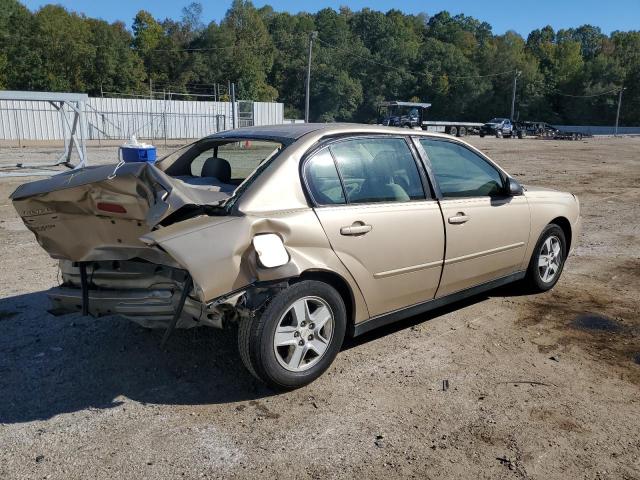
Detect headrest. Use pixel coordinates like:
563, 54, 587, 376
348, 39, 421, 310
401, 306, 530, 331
369, 151, 396, 180
201, 157, 231, 183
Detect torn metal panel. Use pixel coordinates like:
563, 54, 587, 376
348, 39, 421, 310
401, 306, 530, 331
10, 162, 230, 262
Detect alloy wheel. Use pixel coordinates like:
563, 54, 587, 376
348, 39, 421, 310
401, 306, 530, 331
538, 235, 562, 283
273, 296, 335, 372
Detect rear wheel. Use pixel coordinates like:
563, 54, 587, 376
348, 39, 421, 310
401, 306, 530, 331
449, 126, 458, 136
458, 126, 466, 137
524, 224, 567, 292
238, 280, 346, 389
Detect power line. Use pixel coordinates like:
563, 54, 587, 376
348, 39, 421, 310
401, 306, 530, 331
142, 45, 236, 53
551, 87, 622, 98
89, 43, 238, 53
314, 36, 515, 80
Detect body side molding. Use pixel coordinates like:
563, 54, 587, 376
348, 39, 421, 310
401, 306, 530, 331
352, 270, 526, 336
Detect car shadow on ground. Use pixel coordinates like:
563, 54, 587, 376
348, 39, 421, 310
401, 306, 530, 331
0, 291, 272, 424
0, 283, 531, 424
343, 282, 532, 350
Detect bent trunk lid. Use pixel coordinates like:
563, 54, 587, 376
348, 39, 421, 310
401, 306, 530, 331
11, 162, 229, 262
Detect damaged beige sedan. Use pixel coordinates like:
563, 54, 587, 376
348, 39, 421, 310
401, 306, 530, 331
12, 124, 581, 389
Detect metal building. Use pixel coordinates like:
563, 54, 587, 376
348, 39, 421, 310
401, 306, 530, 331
0, 92, 285, 143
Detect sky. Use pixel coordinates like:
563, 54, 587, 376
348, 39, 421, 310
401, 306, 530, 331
21, 0, 640, 36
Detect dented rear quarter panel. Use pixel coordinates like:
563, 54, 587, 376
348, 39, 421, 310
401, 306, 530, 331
141, 209, 371, 323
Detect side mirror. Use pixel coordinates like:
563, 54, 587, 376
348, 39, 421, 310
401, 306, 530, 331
507, 177, 524, 196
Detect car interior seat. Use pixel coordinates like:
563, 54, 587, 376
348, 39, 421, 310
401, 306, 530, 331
175, 157, 235, 192
201, 157, 232, 183
352, 151, 410, 202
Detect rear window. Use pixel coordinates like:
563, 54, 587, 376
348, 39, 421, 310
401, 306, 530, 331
190, 141, 282, 180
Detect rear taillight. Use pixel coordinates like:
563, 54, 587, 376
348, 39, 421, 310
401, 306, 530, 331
97, 202, 127, 214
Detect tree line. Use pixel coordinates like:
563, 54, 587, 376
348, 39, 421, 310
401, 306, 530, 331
1, 0, 638, 125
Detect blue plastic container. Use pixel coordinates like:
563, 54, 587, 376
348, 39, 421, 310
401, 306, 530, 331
120, 145, 157, 163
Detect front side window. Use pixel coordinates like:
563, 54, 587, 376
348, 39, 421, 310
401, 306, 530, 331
420, 139, 504, 198
329, 137, 425, 204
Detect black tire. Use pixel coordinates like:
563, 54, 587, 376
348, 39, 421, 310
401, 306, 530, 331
449, 126, 458, 136
524, 224, 567, 292
479, 132, 485, 138
458, 126, 466, 137
238, 280, 346, 390
496, 129, 503, 138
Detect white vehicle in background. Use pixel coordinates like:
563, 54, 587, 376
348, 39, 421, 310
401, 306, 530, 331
479, 118, 515, 138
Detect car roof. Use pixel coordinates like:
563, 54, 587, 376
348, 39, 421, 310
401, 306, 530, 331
205, 123, 331, 144
205, 123, 450, 144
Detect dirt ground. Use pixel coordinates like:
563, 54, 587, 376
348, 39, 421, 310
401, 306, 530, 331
0, 136, 639, 479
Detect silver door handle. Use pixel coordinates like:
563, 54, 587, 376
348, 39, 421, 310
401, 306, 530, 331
448, 213, 469, 224
340, 223, 372, 236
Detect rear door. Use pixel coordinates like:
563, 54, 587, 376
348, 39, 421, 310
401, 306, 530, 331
304, 136, 445, 317
417, 138, 530, 297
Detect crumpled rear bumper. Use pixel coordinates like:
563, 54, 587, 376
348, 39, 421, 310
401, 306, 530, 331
47, 286, 221, 329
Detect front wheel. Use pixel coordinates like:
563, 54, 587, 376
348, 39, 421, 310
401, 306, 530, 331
524, 224, 567, 292
238, 280, 346, 389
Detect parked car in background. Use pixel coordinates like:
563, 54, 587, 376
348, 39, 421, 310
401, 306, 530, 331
11, 124, 581, 389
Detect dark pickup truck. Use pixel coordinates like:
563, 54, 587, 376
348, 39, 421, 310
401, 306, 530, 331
481, 119, 589, 140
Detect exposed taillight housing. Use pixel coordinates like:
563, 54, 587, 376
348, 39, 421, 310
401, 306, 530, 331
96, 202, 127, 214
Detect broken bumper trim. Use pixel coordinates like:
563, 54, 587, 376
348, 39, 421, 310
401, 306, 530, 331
47, 286, 220, 329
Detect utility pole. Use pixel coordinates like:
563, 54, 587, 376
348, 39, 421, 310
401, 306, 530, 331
149, 78, 153, 100
305, 31, 318, 123
510, 70, 520, 121
231, 82, 236, 129
615, 87, 625, 137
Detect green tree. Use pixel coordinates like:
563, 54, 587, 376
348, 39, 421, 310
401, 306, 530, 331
86, 19, 146, 95
0, 2, 639, 126
31, 5, 94, 91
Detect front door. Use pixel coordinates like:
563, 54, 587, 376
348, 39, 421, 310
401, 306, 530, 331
418, 138, 530, 297
303, 136, 445, 317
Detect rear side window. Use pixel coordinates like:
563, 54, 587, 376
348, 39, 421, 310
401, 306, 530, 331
329, 137, 425, 204
305, 149, 346, 205
420, 139, 504, 198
